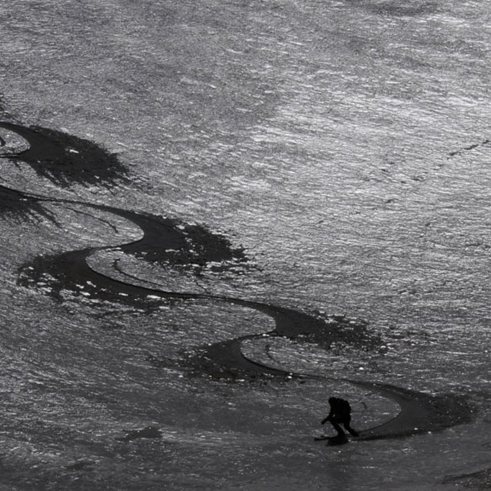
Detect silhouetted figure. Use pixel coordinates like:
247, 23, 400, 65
321, 397, 359, 443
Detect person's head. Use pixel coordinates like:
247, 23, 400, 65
328, 397, 336, 405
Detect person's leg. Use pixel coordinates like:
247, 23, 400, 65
330, 419, 346, 437
343, 424, 359, 437
341, 416, 359, 437
327, 420, 348, 445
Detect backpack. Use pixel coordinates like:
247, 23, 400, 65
334, 398, 351, 415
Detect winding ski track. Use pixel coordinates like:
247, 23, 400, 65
0, 121, 474, 441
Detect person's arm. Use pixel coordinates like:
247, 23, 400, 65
321, 409, 333, 425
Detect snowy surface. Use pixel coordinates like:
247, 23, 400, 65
1, 0, 491, 489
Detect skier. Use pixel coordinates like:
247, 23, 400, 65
321, 397, 359, 443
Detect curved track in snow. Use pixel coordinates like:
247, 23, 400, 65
0, 121, 473, 441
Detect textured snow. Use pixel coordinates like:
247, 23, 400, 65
1, 0, 491, 489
